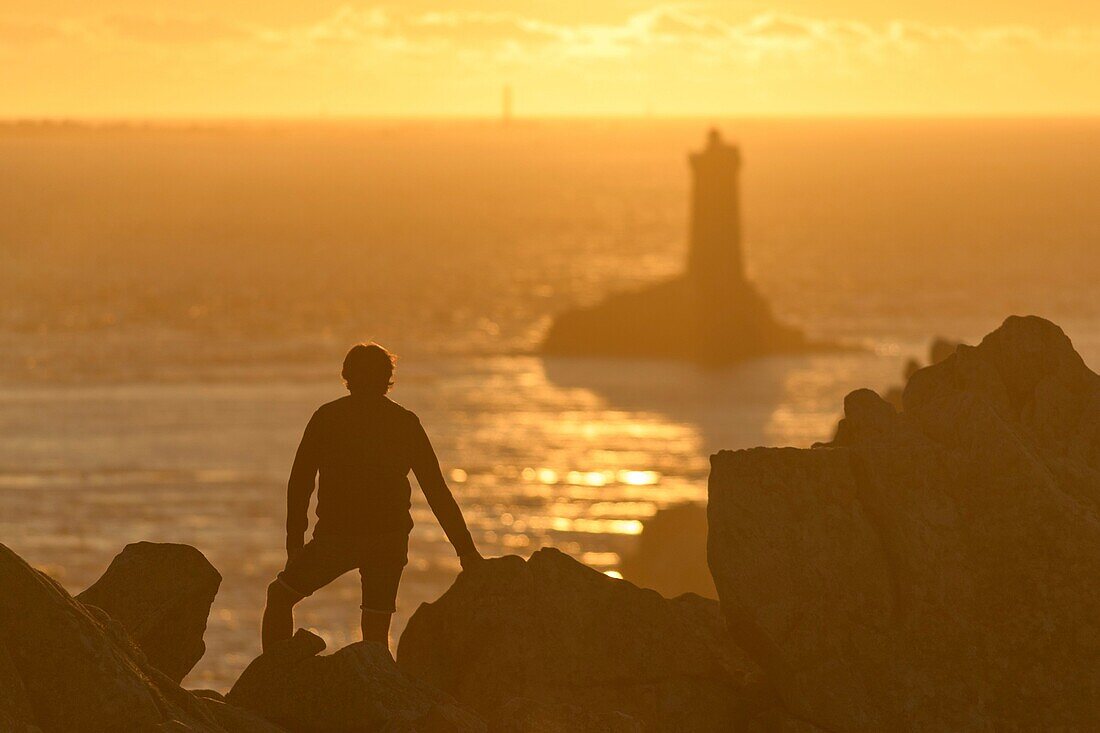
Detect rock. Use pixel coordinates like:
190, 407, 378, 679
0, 543, 231, 731
193, 689, 228, 702
488, 698, 642, 733
398, 548, 774, 731
928, 336, 960, 366
0, 641, 40, 733
880, 338, 961, 411
542, 277, 815, 364
77, 541, 222, 684
227, 629, 484, 733
708, 316, 1100, 730
0, 542, 288, 732
619, 502, 716, 599
827, 388, 920, 448
201, 698, 288, 733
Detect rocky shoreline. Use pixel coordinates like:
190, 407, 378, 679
3, 315, 1097, 731
712, 315, 1100, 730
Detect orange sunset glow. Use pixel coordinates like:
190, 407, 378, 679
3, 1, 1100, 731
4, 0, 1100, 117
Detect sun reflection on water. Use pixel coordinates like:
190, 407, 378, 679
0, 349, 902, 693
618, 470, 660, 486
543, 517, 644, 535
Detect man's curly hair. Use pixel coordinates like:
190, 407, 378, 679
342, 343, 396, 395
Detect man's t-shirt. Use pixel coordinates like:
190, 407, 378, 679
286, 394, 475, 556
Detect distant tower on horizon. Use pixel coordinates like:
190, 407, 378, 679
502, 85, 513, 125
687, 128, 744, 286
540, 125, 816, 363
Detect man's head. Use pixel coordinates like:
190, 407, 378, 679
342, 343, 396, 395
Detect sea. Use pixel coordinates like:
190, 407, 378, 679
1, 118, 1098, 690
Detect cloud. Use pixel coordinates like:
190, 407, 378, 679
105, 14, 253, 44
10, 4, 1098, 63
648, 7, 731, 39
4, 4, 1099, 115
0, 17, 73, 44
743, 14, 818, 41
270, 5, 1099, 65
291, 6, 391, 46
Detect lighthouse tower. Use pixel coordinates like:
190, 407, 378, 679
540, 126, 812, 362
687, 128, 744, 286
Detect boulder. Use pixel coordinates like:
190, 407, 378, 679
227, 629, 485, 733
708, 316, 1100, 730
78, 541, 222, 683
201, 698, 289, 733
880, 337, 961, 411
619, 503, 716, 599
398, 548, 775, 731
0, 543, 231, 732
928, 336, 960, 367
0, 641, 40, 733
541, 276, 816, 364
488, 698, 642, 733
0, 542, 289, 732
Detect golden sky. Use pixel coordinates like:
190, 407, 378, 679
3, 0, 1099, 117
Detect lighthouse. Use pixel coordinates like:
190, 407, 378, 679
540, 127, 816, 363
687, 128, 744, 286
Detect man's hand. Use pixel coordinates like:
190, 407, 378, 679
459, 550, 485, 571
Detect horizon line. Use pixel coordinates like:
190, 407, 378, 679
4, 112, 1100, 126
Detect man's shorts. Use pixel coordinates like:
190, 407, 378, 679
276, 531, 409, 613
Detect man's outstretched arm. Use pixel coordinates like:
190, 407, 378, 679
410, 419, 481, 566
286, 412, 321, 555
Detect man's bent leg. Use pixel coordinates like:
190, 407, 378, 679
262, 578, 303, 652
265, 535, 358, 651
360, 607, 393, 645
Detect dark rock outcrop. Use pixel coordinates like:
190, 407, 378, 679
927, 336, 960, 367
78, 541, 222, 684
488, 698, 642, 733
542, 276, 813, 364
227, 629, 485, 733
708, 316, 1100, 731
879, 336, 962, 410
619, 502, 715, 599
0, 640, 40, 733
0, 542, 270, 732
201, 698, 288, 733
398, 547, 775, 731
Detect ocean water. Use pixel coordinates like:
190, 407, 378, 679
1, 119, 1098, 690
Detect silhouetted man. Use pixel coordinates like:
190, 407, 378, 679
262, 343, 482, 651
